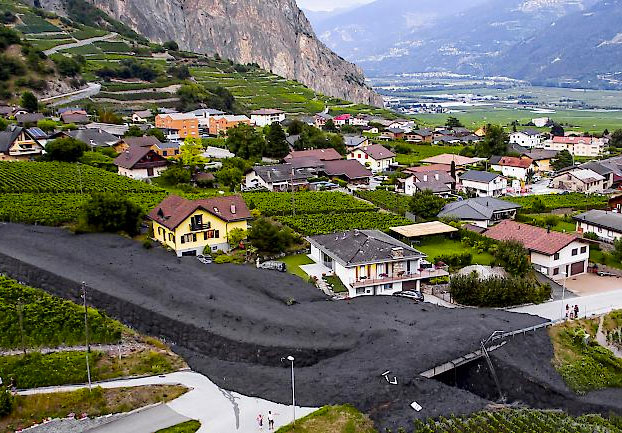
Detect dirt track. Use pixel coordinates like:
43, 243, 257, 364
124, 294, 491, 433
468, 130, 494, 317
0, 223, 620, 429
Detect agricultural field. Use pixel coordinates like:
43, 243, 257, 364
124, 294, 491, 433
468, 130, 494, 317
0, 162, 163, 193
0, 276, 122, 349
276, 212, 411, 236
412, 410, 622, 433
356, 190, 411, 215
16, 12, 61, 33
242, 191, 376, 217
505, 193, 608, 212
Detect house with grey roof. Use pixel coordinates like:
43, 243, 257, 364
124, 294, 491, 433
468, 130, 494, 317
459, 170, 507, 197
550, 168, 606, 193
438, 197, 521, 228
344, 135, 369, 150
509, 129, 544, 148
245, 163, 319, 191
347, 144, 396, 173
574, 210, 622, 243
0, 126, 44, 161
307, 230, 448, 298
67, 129, 121, 149
403, 170, 455, 197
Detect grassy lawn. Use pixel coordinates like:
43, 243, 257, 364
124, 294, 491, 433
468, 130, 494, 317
549, 317, 622, 394
156, 420, 201, 433
323, 275, 348, 293
415, 236, 494, 266
275, 405, 375, 433
521, 214, 576, 233
0, 385, 187, 432
590, 247, 622, 270
0, 347, 186, 389
392, 143, 465, 166
282, 254, 314, 280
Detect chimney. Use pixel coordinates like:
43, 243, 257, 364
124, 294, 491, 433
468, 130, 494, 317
423, 174, 428, 182
391, 247, 404, 259
230, 204, 236, 214
435, 173, 439, 180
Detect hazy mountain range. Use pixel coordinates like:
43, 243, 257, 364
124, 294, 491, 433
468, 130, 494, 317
308, 0, 622, 89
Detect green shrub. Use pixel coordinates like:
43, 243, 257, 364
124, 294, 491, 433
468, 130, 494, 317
213, 254, 232, 264
0, 386, 12, 417
450, 272, 551, 307
434, 252, 472, 268
81, 192, 144, 235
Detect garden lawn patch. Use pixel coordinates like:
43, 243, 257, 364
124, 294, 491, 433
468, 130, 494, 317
355, 190, 411, 215
505, 193, 608, 212
0, 276, 123, 349
415, 236, 494, 266
0, 348, 184, 389
275, 405, 376, 433
0, 385, 187, 433
156, 420, 201, 433
520, 213, 576, 233
392, 143, 464, 165
323, 275, 348, 293
282, 254, 314, 280
589, 246, 622, 270
549, 319, 622, 394
276, 212, 411, 236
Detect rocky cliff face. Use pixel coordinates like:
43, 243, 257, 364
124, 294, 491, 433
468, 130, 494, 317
40, 0, 382, 106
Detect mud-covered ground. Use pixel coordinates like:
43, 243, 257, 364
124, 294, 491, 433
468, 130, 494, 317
0, 223, 620, 430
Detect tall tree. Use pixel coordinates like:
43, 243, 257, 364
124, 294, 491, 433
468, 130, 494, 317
20, 91, 38, 112
409, 190, 446, 221
265, 123, 289, 158
551, 149, 574, 171
445, 116, 463, 128
551, 123, 565, 137
226, 123, 266, 160
45, 137, 88, 162
475, 124, 508, 157
179, 137, 205, 169
609, 129, 622, 148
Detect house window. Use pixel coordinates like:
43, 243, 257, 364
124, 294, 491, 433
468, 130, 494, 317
572, 248, 578, 256
215, 230, 220, 238
553, 268, 560, 276
554, 252, 560, 260
168, 233, 173, 242
580, 246, 587, 254
204, 232, 208, 240
163, 150, 168, 156
356, 288, 365, 295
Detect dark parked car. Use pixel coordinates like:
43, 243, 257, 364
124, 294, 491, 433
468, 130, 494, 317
393, 290, 425, 302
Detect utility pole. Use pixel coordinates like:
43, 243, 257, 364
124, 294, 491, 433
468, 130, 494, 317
291, 168, 296, 217
17, 298, 26, 355
82, 282, 92, 391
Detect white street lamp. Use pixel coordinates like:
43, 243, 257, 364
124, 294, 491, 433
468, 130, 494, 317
282, 356, 295, 425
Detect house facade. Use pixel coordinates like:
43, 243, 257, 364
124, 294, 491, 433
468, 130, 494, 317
245, 164, 317, 191
347, 144, 395, 173
209, 115, 251, 136
0, 126, 44, 161
485, 220, 589, 280
574, 210, 622, 243
491, 156, 535, 181
509, 130, 544, 148
155, 113, 200, 139
544, 136, 605, 157
550, 168, 605, 193
308, 230, 448, 298
148, 195, 251, 256
438, 197, 521, 228
250, 109, 286, 127
459, 170, 507, 197
114, 146, 168, 180
403, 171, 454, 197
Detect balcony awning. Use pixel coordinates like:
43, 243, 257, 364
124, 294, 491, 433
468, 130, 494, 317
391, 221, 458, 239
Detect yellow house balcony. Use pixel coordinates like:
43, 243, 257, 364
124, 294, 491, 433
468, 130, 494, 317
350, 267, 448, 289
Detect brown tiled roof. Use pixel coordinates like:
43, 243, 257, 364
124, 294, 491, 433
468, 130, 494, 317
357, 144, 396, 160
114, 146, 168, 170
285, 148, 342, 161
497, 156, 533, 169
323, 160, 372, 180
484, 220, 584, 256
147, 195, 251, 230
124, 136, 162, 148
404, 164, 451, 174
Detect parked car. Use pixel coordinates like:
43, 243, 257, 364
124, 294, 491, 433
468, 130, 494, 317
393, 290, 425, 302
256, 260, 286, 272
197, 254, 213, 264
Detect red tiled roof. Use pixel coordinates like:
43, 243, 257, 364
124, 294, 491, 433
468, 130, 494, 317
484, 220, 584, 256
285, 148, 342, 161
147, 195, 251, 230
553, 136, 592, 144
334, 114, 351, 121
497, 156, 533, 168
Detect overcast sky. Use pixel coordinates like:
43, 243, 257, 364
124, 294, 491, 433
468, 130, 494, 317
297, 0, 375, 11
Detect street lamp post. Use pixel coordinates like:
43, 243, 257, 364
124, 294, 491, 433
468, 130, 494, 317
282, 356, 295, 425
560, 271, 568, 321
82, 282, 92, 391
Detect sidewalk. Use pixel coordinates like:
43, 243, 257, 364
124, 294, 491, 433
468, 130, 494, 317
20, 371, 317, 433
511, 290, 622, 321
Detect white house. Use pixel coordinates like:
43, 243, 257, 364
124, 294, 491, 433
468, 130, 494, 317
532, 117, 550, 128
509, 130, 544, 149
403, 171, 454, 197
250, 109, 286, 127
131, 110, 152, 123
245, 163, 317, 191
307, 230, 448, 298
574, 210, 622, 243
491, 156, 535, 181
485, 220, 590, 280
114, 146, 168, 180
459, 170, 507, 197
347, 144, 396, 173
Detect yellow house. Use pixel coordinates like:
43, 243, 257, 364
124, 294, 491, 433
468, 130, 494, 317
147, 195, 251, 257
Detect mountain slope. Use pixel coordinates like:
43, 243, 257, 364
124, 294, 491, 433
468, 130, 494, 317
32, 0, 383, 106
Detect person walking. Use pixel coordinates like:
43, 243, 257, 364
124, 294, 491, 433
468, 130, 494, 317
257, 413, 264, 430
565, 304, 569, 320
267, 410, 275, 431
574, 304, 579, 319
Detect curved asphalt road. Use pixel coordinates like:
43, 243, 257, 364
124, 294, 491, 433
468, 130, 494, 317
20, 371, 317, 433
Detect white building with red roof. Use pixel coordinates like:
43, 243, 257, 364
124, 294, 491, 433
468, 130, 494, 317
490, 156, 535, 181
484, 220, 589, 280
544, 136, 606, 157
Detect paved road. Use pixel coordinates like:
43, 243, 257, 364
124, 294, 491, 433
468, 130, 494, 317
20, 371, 317, 433
43, 33, 118, 55
511, 290, 622, 321
41, 83, 101, 106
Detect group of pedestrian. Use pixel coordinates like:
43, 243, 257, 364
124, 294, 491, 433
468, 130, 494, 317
566, 304, 580, 320
256, 410, 275, 430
